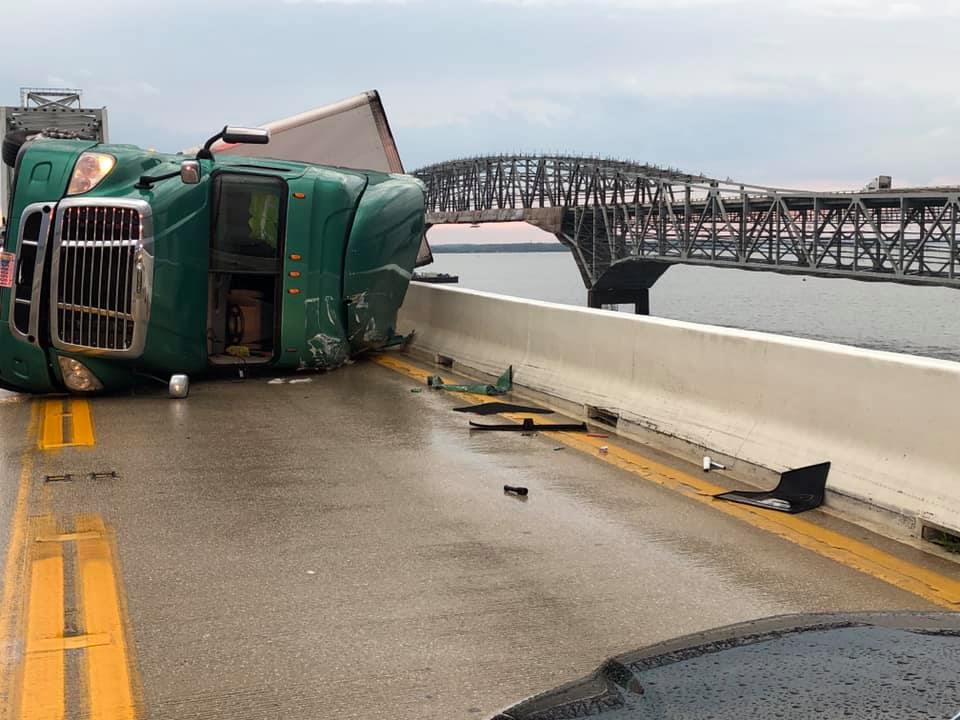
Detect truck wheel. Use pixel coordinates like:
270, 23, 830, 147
2, 130, 29, 168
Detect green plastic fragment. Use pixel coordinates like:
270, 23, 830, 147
384, 330, 415, 349
426, 366, 513, 396
410, 388, 423, 393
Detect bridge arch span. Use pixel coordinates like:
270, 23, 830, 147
416, 154, 960, 312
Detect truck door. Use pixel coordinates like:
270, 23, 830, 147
207, 173, 286, 365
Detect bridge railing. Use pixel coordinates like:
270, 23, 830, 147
413, 154, 935, 213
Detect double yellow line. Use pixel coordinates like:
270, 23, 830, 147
374, 353, 960, 610
1, 398, 139, 720
19, 515, 137, 720
38, 398, 95, 450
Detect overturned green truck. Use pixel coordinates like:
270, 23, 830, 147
0, 92, 428, 395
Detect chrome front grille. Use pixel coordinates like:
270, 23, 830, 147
7, 203, 53, 344
50, 200, 152, 356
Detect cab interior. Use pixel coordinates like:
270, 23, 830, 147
206, 173, 285, 366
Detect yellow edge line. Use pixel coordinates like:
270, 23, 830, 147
18, 516, 65, 720
373, 353, 960, 609
0, 403, 39, 712
38, 400, 63, 450
68, 400, 96, 447
76, 515, 137, 720
37, 398, 96, 450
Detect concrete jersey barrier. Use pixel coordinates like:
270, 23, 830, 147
397, 282, 960, 536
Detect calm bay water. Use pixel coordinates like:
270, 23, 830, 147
428, 252, 960, 363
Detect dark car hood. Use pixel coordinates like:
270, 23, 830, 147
492, 612, 960, 720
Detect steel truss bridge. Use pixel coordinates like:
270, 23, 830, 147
415, 155, 960, 311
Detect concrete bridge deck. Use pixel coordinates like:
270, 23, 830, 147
0, 356, 955, 719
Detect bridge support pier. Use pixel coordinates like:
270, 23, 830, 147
588, 261, 669, 316
588, 288, 650, 315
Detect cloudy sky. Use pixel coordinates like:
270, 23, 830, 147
3, 0, 959, 189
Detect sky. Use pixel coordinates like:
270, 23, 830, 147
3, 0, 960, 193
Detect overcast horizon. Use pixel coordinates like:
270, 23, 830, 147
5, 0, 960, 193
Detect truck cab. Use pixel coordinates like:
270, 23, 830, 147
0, 129, 426, 394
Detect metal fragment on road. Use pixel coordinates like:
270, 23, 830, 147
44, 473, 74, 483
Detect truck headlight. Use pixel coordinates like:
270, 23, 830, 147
57, 357, 104, 392
66, 152, 116, 195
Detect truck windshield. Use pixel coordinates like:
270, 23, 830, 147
210, 173, 285, 273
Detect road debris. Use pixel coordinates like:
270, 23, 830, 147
44, 474, 74, 483
503, 485, 529, 496
702, 456, 726, 472
469, 418, 587, 432
453, 402, 552, 415
714, 462, 831, 514
426, 366, 513, 396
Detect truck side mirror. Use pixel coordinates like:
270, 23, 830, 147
180, 160, 201, 185
197, 126, 271, 160
221, 127, 270, 145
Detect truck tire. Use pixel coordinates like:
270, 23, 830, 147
3, 127, 95, 169
2, 130, 29, 168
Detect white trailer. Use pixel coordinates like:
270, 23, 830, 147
208, 90, 432, 266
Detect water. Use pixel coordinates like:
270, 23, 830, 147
427, 252, 960, 363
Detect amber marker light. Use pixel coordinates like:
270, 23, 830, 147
288, 288, 301, 295
289, 271, 301, 278
289, 253, 302, 261
292, 192, 306, 199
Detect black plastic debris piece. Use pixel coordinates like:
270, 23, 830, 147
470, 418, 587, 432
714, 462, 830, 514
503, 485, 529, 496
453, 402, 553, 415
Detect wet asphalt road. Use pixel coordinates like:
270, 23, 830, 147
0, 358, 942, 719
